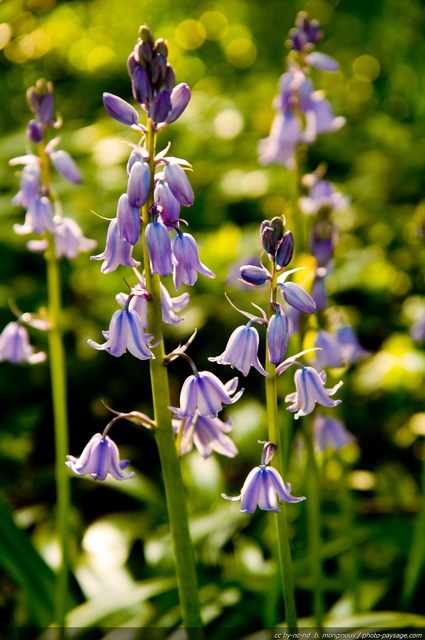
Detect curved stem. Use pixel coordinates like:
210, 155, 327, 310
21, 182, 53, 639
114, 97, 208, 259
266, 265, 298, 633
141, 123, 204, 637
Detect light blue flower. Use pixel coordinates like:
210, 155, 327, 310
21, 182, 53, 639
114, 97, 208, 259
87, 309, 154, 360
209, 323, 268, 377
66, 433, 135, 481
171, 371, 243, 419
173, 412, 238, 459
313, 414, 355, 451
222, 441, 305, 512
13, 196, 55, 236
285, 366, 343, 419
0, 321, 46, 365
91, 219, 141, 274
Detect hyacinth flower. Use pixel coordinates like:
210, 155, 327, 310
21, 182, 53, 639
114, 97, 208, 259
285, 366, 343, 419
313, 413, 355, 452
7, 78, 96, 630
91, 218, 140, 273
209, 322, 268, 377
116, 279, 190, 328
171, 230, 215, 289
299, 179, 350, 216
173, 412, 238, 459
66, 433, 135, 481
0, 321, 46, 365
87, 308, 155, 360
222, 441, 305, 512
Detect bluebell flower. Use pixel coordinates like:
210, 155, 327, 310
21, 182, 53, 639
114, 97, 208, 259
222, 441, 305, 512
163, 161, 194, 206
171, 232, 215, 289
305, 52, 339, 72
285, 366, 343, 419
239, 265, 271, 286
27, 217, 96, 259
0, 321, 46, 364
173, 412, 238, 458
66, 434, 135, 481
267, 303, 289, 365
116, 193, 141, 245
87, 309, 155, 360
165, 83, 191, 124
11, 161, 40, 209
145, 218, 173, 276
277, 271, 316, 314
127, 160, 150, 208
49, 149, 82, 184
171, 371, 243, 419
300, 180, 349, 216
209, 323, 268, 377
149, 89, 171, 123
313, 330, 345, 370
91, 219, 141, 273
103, 92, 141, 129
304, 92, 345, 141
13, 196, 55, 236
336, 325, 370, 364
154, 177, 181, 226
259, 110, 302, 170
309, 221, 338, 269
116, 280, 189, 328
313, 414, 356, 451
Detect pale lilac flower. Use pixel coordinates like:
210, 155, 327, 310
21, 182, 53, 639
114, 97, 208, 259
0, 322, 46, 364
300, 180, 349, 216
171, 372, 244, 419
49, 149, 82, 184
285, 366, 343, 419
304, 92, 346, 141
336, 325, 370, 364
258, 111, 302, 169
313, 413, 355, 451
116, 193, 140, 245
277, 272, 316, 314
209, 323, 268, 377
116, 281, 189, 327
145, 218, 173, 276
173, 412, 238, 458
222, 441, 305, 512
313, 330, 345, 370
171, 232, 215, 289
154, 178, 181, 226
66, 433, 135, 481
11, 162, 40, 209
91, 219, 140, 273
87, 309, 154, 360
27, 217, 96, 259
267, 303, 289, 365
305, 52, 339, 72
160, 286, 190, 324
163, 162, 194, 206
309, 221, 338, 268
13, 196, 55, 236
127, 160, 150, 208
165, 83, 191, 124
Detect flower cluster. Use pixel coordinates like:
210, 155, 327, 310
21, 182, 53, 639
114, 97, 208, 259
259, 12, 344, 169
10, 79, 96, 259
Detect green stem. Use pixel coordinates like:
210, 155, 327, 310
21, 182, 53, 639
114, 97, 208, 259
339, 456, 360, 613
39, 141, 70, 634
266, 267, 298, 633
305, 428, 324, 630
141, 123, 204, 638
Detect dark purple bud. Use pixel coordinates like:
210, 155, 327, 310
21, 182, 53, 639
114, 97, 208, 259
261, 441, 277, 466
26, 87, 41, 116
103, 92, 139, 127
166, 83, 191, 124
127, 52, 137, 77
134, 41, 152, 66
138, 25, 155, 48
127, 161, 150, 208
117, 193, 141, 245
149, 89, 171, 123
154, 38, 168, 57
260, 217, 284, 255
164, 64, 176, 92
132, 65, 152, 106
151, 54, 167, 87
26, 119, 43, 144
307, 20, 322, 45
275, 231, 294, 268
239, 265, 271, 286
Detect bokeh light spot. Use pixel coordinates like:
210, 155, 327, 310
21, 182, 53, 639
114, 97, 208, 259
199, 11, 228, 41
0, 23, 12, 50
213, 108, 244, 139
175, 19, 206, 50
353, 55, 380, 81
225, 38, 256, 69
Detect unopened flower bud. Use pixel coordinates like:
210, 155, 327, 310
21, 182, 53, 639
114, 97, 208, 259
151, 54, 167, 87
138, 25, 155, 48
164, 64, 176, 91
149, 89, 171, 123
239, 265, 271, 286
103, 92, 140, 127
275, 230, 294, 268
260, 217, 284, 256
127, 52, 137, 77
132, 65, 152, 106
154, 38, 168, 57
166, 83, 191, 124
26, 119, 43, 144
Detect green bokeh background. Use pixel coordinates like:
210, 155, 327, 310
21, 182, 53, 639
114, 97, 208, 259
1, 0, 425, 635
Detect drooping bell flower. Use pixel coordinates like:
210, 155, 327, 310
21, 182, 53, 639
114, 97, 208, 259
313, 414, 355, 451
87, 309, 155, 360
145, 218, 174, 276
171, 231, 215, 289
91, 219, 141, 274
0, 321, 46, 364
173, 412, 238, 459
285, 366, 343, 419
66, 434, 135, 481
170, 371, 244, 419
267, 303, 289, 365
209, 323, 268, 377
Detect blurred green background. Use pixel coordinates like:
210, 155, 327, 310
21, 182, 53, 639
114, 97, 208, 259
1, 0, 425, 635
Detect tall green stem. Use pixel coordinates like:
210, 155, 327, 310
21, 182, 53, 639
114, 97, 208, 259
305, 428, 324, 630
266, 265, 298, 633
141, 123, 204, 638
401, 454, 425, 609
40, 142, 70, 633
